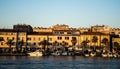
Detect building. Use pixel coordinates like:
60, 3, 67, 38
13, 24, 33, 33
0, 29, 27, 52
0, 24, 120, 52
80, 32, 110, 47
91, 25, 110, 34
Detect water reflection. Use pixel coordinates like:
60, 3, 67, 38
0, 56, 120, 69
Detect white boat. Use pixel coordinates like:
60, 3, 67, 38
51, 51, 60, 56
113, 53, 117, 58
62, 52, 68, 56
90, 52, 96, 57
101, 53, 107, 57
107, 52, 113, 57
27, 50, 43, 56
84, 53, 90, 57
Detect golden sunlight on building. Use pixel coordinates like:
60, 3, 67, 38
0, 24, 120, 52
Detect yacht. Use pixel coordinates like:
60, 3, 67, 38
27, 50, 43, 56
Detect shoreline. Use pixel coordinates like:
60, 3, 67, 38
0, 53, 28, 56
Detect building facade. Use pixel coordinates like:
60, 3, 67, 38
0, 24, 119, 52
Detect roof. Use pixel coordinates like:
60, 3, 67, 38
53, 29, 80, 32
0, 29, 26, 32
28, 32, 53, 35
81, 32, 108, 35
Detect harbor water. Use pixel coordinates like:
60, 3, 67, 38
0, 56, 120, 69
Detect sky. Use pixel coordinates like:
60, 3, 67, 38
0, 0, 120, 28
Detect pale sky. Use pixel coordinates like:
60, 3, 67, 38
0, 0, 120, 28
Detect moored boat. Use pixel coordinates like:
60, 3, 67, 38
107, 52, 113, 57
101, 53, 107, 57
27, 50, 43, 56
84, 53, 90, 57
51, 51, 60, 56
62, 52, 68, 56
90, 52, 96, 57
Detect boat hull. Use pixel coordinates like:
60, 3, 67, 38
28, 51, 42, 56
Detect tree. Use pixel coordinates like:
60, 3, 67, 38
39, 39, 49, 51
71, 37, 77, 46
82, 39, 90, 47
52, 41, 59, 51
92, 36, 98, 50
18, 40, 24, 53
114, 42, 120, 51
62, 41, 67, 46
53, 41, 59, 46
71, 37, 77, 50
82, 39, 90, 51
62, 41, 68, 51
0, 37, 4, 53
6, 39, 14, 53
0, 37, 4, 45
101, 38, 108, 49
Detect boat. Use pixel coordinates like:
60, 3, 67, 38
101, 53, 107, 57
62, 52, 68, 56
51, 51, 60, 56
27, 50, 43, 56
90, 52, 96, 57
113, 53, 117, 58
84, 54, 89, 57
84, 53, 90, 57
107, 52, 113, 57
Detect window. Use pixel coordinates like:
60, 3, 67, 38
48, 38, 52, 41
27, 38, 31, 40
58, 37, 62, 40
33, 43, 36, 45
12, 37, 14, 40
65, 37, 69, 40
60, 32, 64, 34
1, 42, 3, 45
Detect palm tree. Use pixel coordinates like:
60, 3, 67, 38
18, 40, 24, 53
71, 37, 77, 46
113, 42, 120, 51
0, 37, 4, 45
92, 36, 98, 50
62, 41, 66, 46
6, 39, 14, 53
82, 40, 87, 50
0, 37, 4, 53
39, 39, 49, 51
82, 39, 90, 51
53, 41, 59, 46
71, 37, 77, 50
52, 41, 59, 51
101, 38, 108, 49
62, 41, 68, 51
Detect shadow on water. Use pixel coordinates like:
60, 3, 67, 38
0, 56, 120, 69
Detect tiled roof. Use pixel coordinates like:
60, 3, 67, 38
81, 32, 108, 35
0, 29, 26, 32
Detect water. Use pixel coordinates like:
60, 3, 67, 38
0, 56, 120, 69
